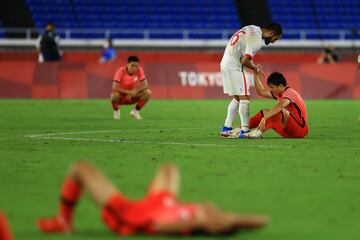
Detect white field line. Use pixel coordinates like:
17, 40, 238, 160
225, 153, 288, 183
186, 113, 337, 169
24, 127, 212, 138
24, 128, 303, 149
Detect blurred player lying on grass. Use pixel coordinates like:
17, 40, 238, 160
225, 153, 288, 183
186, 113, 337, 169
224, 72, 308, 139
111, 56, 151, 120
37, 161, 267, 236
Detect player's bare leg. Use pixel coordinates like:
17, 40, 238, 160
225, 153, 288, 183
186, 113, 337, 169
37, 161, 119, 233
147, 163, 180, 196
130, 89, 151, 120
110, 91, 121, 120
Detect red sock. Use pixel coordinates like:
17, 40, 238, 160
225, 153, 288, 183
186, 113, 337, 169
59, 179, 82, 223
135, 100, 146, 110
111, 102, 119, 111
249, 110, 264, 129
0, 212, 13, 240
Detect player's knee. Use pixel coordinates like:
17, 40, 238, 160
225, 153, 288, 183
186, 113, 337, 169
111, 92, 120, 102
261, 109, 270, 115
70, 160, 93, 173
158, 163, 178, 176
162, 163, 177, 171
141, 89, 151, 99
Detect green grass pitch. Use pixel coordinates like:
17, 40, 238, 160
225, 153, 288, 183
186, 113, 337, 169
0, 99, 359, 240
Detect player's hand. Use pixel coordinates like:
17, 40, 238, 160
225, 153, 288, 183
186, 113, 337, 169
125, 94, 132, 101
255, 65, 265, 79
129, 90, 137, 97
258, 117, 267, 132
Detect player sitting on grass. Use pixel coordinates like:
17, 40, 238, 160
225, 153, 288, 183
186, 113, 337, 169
224, 72, 308, 139
110, 56, 151, 120
37, 161, 267, 236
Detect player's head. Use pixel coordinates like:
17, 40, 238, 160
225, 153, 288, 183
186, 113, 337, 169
262, 23, 283, 45
46, 22, 55, 31
104, 38, 113, 48
267, 72, 287, 95
127, 56, 140, 75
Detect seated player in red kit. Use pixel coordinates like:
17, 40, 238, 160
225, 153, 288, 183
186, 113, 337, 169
111, 56, 151, 120
224, 72, 308, 138
0, 211, 13, 240
37, 161, 267, 236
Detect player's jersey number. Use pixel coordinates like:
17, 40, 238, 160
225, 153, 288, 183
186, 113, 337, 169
230, 30, 246, 46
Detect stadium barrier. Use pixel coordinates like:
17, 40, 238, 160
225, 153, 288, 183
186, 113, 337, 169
0, 52, 358, 99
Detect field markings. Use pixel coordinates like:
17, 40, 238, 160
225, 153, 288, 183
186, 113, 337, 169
24, 128, 303, 149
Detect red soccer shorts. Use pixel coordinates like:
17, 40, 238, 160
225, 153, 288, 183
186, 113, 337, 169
283, 114, 308, 138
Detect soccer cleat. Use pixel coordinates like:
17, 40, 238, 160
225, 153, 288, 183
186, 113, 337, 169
37, 216, 73, 234
113, 109, 120, 120
248, 129, 263, 139
221, 127, 240, 138
238, 130, 250, 139
220, 126, 233, 137
130, 109, 142, 120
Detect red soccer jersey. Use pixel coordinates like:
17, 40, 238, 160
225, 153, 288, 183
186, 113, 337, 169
102, 192, 198, 235
114, 66, 145, 90
276, 87, 307, 125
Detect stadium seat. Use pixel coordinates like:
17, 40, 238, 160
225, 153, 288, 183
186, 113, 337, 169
22, 0, 360, 40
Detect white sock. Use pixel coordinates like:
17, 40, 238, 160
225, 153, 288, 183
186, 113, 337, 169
224, 99, 239, 128
239, 100, 250, 132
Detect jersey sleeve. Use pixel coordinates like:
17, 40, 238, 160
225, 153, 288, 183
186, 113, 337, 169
244, 32, 256, 59
114, 68, 123, 82
138, 66, 146, 81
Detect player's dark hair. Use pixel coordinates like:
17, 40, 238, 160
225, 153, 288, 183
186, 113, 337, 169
127, 56, 139, 63
267, 72, 287, 87
265, 22, 283, 36
46, 22, 55, 28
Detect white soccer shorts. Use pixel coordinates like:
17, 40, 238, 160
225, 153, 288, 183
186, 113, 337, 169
221, 67, 253, 96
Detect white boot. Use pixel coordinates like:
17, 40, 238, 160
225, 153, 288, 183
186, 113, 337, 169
130, 109, 142, 120
113, 109, 120, 120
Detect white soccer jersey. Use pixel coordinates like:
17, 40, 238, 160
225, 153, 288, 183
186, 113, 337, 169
220, 25, 263, 71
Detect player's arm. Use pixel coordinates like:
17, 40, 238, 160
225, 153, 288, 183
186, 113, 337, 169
135, 79, 149, 93
258, 99, 291, 131
154, 219, 202, 234
253, 74, 273, 99
241, 34, 264, 79
112, 81, 132, 95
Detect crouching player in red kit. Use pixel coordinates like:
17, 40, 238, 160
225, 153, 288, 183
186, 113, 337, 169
37, 161, 267, 236
111, 56, 151, 120
225, 72, 308, 138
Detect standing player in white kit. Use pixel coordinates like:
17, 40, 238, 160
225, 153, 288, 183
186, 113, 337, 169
220, 23, 283, 138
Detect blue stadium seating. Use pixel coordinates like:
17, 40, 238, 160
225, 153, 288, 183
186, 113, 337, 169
25, 0, 360, 40
26, 0, 241, 39
268, 0, 360, 39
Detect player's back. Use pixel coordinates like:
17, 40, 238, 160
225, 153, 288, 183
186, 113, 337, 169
220, 25, 263, 71
282, 87, 307, 122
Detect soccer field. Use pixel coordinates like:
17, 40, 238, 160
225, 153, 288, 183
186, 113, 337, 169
0, 99, 359, 240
